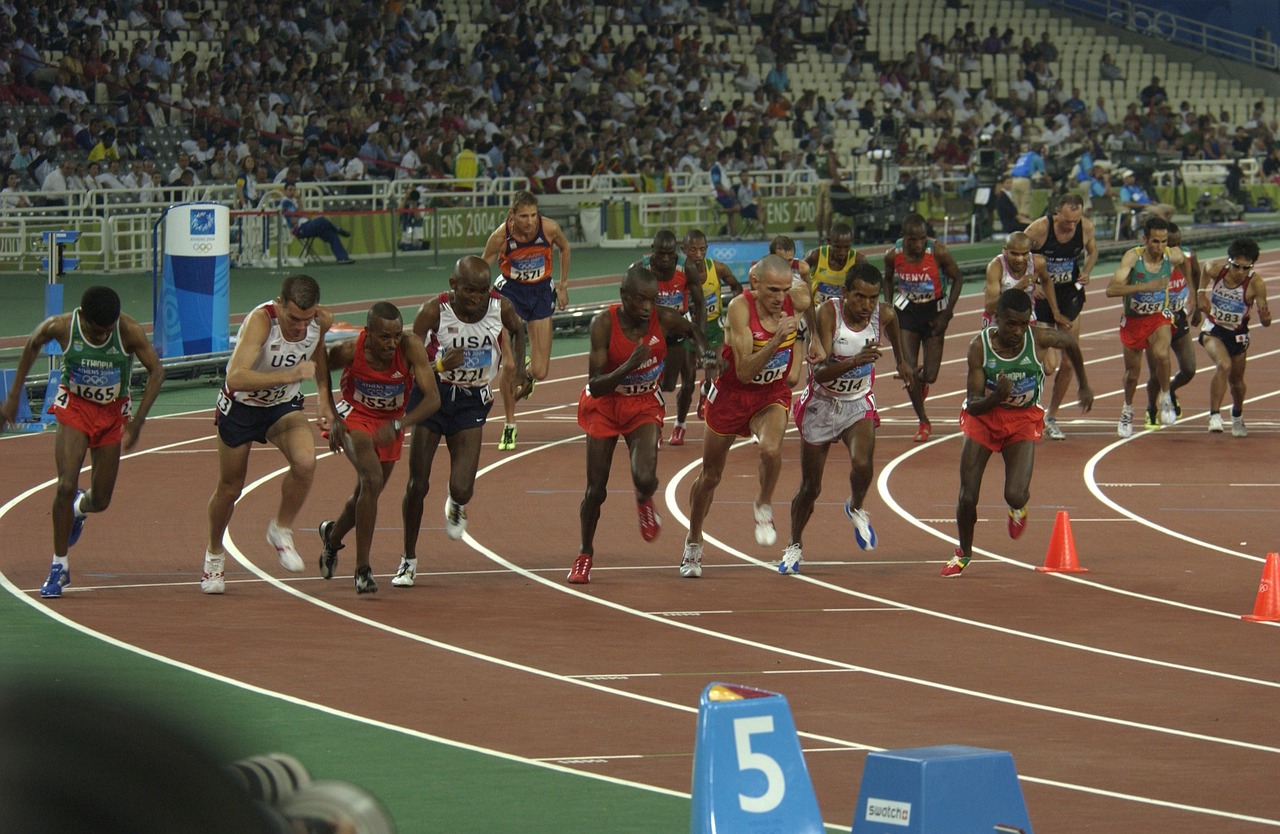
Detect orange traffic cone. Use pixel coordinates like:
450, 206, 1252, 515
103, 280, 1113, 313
1036, 511, 1089, 573
1242, 552, 1280, 622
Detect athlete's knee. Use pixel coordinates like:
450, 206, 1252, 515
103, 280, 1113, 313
581, 481, 608, 509
956, 484, 980, 514
55, 477, 80, 505
449, 479, 476, 505
403, 471, 430, 503
289, 454, 316, 483
90, 483, 116, 511
796, 475, 822, 505
1004, 484, 1030, 510
632, 469, 658, 499
697, 467, 724, 492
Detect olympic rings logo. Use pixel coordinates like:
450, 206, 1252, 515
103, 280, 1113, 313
191, 242, 216, 253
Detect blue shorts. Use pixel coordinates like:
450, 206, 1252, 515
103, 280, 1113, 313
215, 393, 305, 447
496, 275, 555, 322
1199, 324, 1250, 357
408, 381, 493, 436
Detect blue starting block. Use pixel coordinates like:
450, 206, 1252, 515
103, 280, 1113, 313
851, 745, 1031, 834
690, 682, 825, 834
0, 368, 56, 432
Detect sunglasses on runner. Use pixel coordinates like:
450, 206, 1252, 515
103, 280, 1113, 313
1227, 258, 1255, 270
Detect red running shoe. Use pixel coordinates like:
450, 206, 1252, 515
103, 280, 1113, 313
669, 425, 686, 446
567, 553, 592, 584
1007, 506, 1027, 539
637, 498, 662, 542
914, 421, 932, 442
940, 547, 969, 577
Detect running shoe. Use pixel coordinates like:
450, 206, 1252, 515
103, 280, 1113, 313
637, 497, 662, 542
778, 543, 802, 575
391, 557, 416, 587
318, 520, 342, 579
1157, 391, 1177, 428
1232, 416, 1248, 437
846, 502, 877, 551
40, 563, 69, 598
355, 566, 378, 594
753, 503, 777, 547
201, 553, 225, 595
567, 552, 592, 584
940, 547, 970, 578
68, 488, 87, 547
1207, 413, 1224, 433
267, 521, 304, 572
679, 541, 703, 578
444, 496, 468, 540
1170, 391, 1182, 418
1144, 408, 1160, 430
669, 425, 686, 446
1044, 417, 1065, 440
498, 423, 517, 451
1008, 506, 1028, 540
1117, 407, 1133, 438
914, 421, 932, 442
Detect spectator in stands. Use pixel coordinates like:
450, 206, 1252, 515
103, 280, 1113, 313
1099, 52, 1125, 81
1118, 169, 1175, 221
995, 174, 1030, 232
1091, 96, 1111, 127
279, 182, 355, 264
1139, 76, 1167, 109
735, 169, 765, 232
710, 148, 740, 237
235, 155, 259, 208
1, 170, 31, 209
1009, 143, 1046, 219
1035, 31, 1059, 63
763, 63, 789, 95
981, 26, 1005, 54
1083, 164, 1112, 199
41, 158, 74, 205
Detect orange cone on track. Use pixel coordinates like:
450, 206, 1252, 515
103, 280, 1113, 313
1242, 552, 1280, 622
1036, 511, 1089, 573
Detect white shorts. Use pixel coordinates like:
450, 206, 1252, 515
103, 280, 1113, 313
793, 388, 878, 446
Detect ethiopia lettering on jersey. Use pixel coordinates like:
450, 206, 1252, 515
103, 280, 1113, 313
67, 361, 124, 402
62, 311, 132, 404
980, 328, 1043, 409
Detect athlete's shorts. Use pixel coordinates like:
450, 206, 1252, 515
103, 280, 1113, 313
215, 392, 305, 447
496, 275, 554, 322
49, 389, 129, 448
959, 404, 1044, 453
704, 380, 791, 437
577, 387, 664, 439
1034, 282, 1086, 325
409, 381, 493, 437
1199, 323, 1250, 357
339, 403, 405, 462
896, 299, 945, 335
793, 388, 878, 446
1119, 311, 1171, 351
1170, 309, 1190, 342
686, 318, 725, 352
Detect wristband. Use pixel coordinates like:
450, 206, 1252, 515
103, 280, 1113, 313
1197, 288, 1211, 294
434, 357, 446, 372
392, 419, 402, 433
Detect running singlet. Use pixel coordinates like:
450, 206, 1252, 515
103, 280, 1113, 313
429, 292, 504, 388
700, 257, 723, 322
1036, 218, 1084, 286
228, 301, 321, 406
976, 326, 1044, 409
1168, 248, 1190, 313
1124, 247, 1171, 318
497, 219, 553, 284
810, 246, 856, 304
717, 291, 797, 391
60, 310, 133, 405
1206, 268, 1253, 332
890, 239, 945, 307
644, 254, 690, 312
813, 298, 879, 401
338, 330, 410, 421
997, 253, 1038, 322
604, 305, 666, 396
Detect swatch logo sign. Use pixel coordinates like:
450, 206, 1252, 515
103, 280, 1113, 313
865, 798, 912, 826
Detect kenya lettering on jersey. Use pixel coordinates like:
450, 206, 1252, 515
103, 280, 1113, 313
228, 301, 321, 407
891, 238, 944, 304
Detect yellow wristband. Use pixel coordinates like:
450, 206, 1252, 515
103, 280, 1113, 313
434, 358, 445, 373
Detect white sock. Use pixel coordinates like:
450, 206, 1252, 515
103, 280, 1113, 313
52, 555, 68, 568
675, 421, 685, 429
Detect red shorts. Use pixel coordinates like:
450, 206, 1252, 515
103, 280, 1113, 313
577, 388, 664, 439
48, 388, 129, 449
959, 404, 1044, 453
705, 381, 791, 438
1119, 312, 1171, 351
342, 407, 404, 462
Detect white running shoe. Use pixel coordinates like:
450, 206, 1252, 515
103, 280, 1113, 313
1117, 407, 1133, 438
1232, 416, 1248, 437
753, 503, 777, 547
846, 503, 878, 551
1157, 391, 1178, 427
201, 552, 225, 594
444, 496, 468, 540
267, 521, 304, 572
391, 557, 417, 587
1043, 417, 1065, 441
679, 542, 703, 578
1208, 413, 1225, 433
778, 543, 802, 575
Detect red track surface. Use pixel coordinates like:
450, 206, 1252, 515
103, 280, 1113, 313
3, 275, 1278, 832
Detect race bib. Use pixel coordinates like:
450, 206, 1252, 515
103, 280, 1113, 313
751, 347, 791, 385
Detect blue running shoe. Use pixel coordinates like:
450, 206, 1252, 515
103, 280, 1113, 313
41, 563, 70, 598
846, 502, 878, 551
68, 489, 87, 547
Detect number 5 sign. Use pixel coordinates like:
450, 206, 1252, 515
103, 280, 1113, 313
690, 683, 824, 834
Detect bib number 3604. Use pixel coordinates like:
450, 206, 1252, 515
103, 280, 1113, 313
733, 716, 785, 813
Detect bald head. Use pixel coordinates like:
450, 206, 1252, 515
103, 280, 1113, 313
454, 255, 491, 288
